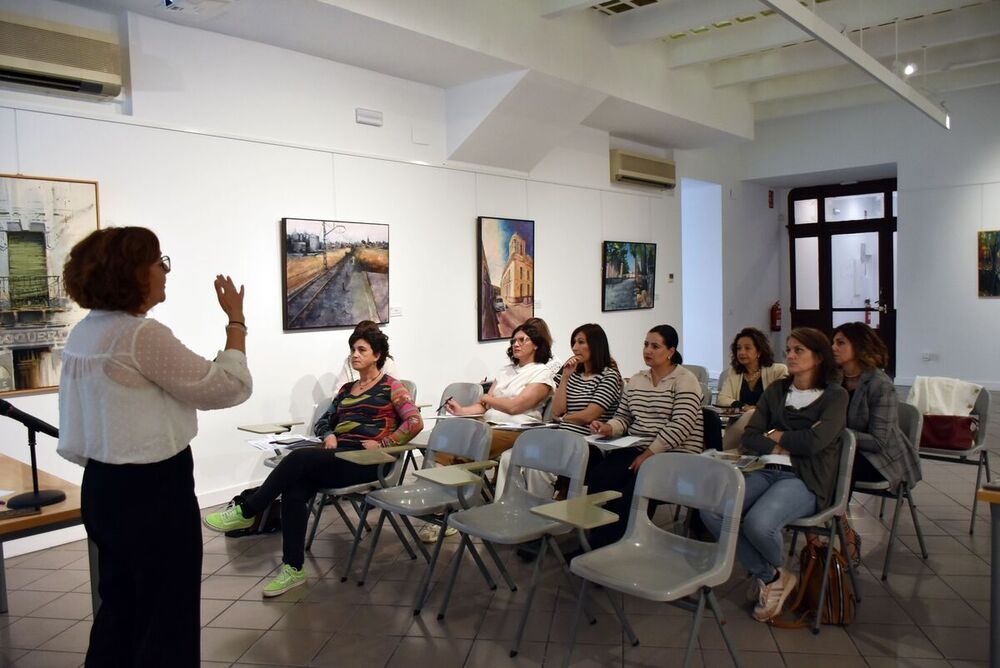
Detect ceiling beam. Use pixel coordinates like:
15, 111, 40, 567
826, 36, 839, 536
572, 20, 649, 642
759, 0, 949, 128
713, 3, 1000, 87
750, 36, 1000, 103
540, 0, 594, 19
662, 0, 976, 67
755, 61, 1000, 121
607, 0, 762, 46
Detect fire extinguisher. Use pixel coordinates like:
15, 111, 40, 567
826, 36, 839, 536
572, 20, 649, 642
770, 301, 782, 332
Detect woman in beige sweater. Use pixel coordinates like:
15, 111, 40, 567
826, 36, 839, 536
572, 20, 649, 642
718, 327, 788, 409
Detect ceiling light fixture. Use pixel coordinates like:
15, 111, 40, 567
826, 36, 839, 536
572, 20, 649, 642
903, 63, 917, 76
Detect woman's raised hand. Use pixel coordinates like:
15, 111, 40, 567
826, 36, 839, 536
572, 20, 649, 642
214, 275, 245, 322
562, 356, 581, 373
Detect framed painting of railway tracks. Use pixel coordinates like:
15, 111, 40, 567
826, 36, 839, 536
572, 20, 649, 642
0, 174, 100, 396
281, 218, 389, 331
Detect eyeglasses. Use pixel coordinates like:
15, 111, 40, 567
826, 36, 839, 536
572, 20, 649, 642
511, 336, 532, 345
159, 255, 171, 273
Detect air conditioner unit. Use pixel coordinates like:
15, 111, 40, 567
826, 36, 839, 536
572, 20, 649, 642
610, 149, 676, 189
0, 11, 122, 97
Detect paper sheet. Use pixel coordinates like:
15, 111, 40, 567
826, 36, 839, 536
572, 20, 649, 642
584, 435, 642, 450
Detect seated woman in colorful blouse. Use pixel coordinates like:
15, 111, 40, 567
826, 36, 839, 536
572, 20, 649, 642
718, 327, 788, 409
701, 327, 847, 623
496, 322, 622, 498
205, 327, 422, 598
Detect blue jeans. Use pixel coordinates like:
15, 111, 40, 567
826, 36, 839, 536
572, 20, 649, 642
701, 468, 816, 581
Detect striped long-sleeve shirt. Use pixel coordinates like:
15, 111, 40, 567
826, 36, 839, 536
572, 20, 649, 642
608, 366, 704, 454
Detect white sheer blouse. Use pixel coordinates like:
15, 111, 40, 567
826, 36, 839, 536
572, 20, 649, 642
57, 310, 253, 466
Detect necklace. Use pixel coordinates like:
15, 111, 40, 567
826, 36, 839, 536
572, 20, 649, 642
354, 373, 382, 392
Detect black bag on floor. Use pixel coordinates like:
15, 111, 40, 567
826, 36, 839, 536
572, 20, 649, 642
224, 486, 282, 537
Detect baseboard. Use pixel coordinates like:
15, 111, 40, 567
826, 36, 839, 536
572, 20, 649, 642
2, 478, 266, 559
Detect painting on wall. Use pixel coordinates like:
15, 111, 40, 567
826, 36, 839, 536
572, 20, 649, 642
979, 230, 1000, 297
478, 216, 534, 341
602, 241, 656, 312
0, 174, 100, 396
281, 218, 389, 330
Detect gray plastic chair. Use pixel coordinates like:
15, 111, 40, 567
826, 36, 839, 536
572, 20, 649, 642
853, 402, 929, 580
683, 364, 712, 406
437, 429, 593, 657
916, 389, 992, 534
717, 368, 729, 393
563, 453, 746, 668
400, 379, 417, 401
340, 417, 496, 614
437, 382, 483, 415
786, 430, 861, 634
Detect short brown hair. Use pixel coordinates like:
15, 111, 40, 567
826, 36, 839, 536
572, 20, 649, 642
785, 327, 837, 388
833, 322, 889, 370
63, 227, 160, 313
729, 327, 776, 373
507, 323, 553, 365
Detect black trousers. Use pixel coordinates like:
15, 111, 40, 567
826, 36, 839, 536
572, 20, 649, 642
585, 446, 646, 549
82, 447, 202, 668
242, 447, 378, 569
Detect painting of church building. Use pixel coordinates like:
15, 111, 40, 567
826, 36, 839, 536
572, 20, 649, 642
477, 216, 534, 341
0, 175, 99, 395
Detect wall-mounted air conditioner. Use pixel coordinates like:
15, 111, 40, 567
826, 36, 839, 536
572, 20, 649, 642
0, 11, 122, 97
610, 149, 676, 189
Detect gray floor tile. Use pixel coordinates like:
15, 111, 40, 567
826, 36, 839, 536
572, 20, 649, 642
201, 575, 266, 600
846, 622, 942, 658
23, 593, 92, 621
0, 617, 77, 650
920, 625, 990, 661
11, 649, 86, 667
309, 632, 400, 667
200, 627, 264, 663
37, 620, 91, 654
384, 636, 473, 668
19, 570, 90, 593
464, 638, 546, 667
236, 629, 331, 666
208, 600, 294, 631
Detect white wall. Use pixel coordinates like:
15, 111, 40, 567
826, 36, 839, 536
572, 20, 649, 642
685, 84, 1000, 388
0, 11, 679, 554
680, 178, 723, 376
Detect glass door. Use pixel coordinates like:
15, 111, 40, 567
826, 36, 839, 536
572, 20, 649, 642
788, 179, 897, 376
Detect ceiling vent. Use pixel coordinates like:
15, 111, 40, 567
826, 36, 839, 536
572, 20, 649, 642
0, 11, 122, 97
610, 149, 676, 189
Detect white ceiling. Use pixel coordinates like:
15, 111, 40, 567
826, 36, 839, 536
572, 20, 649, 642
59, 0, 1000, 164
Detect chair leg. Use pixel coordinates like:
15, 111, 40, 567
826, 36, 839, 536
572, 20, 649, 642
305, 493, 327, 552
811, 526, 838, 634
357, 509, 388, 586
477, 539, 517, 592
985, 451, 993, 483
605, 588, 639, 646
835, 517, 861, 604
971, 452, 987, 535
905, 487, 929, 560
385, 513, 417, 560
878, 497, 887, 519
413, 511, 450, 614
340, 502, 371, 582
561, 579, 589, 668
400, 516, 431, 562
436, 533, 468, 621
549, 538, 597, 625
348, 496, 374, 531
882, 491, 905, 581
788, 529, 799, 556
465, 538, 499, 591
706, 588, 741, 668
332, 498, 358, 537
511, 536, 549, 658
683, 589, 707, 667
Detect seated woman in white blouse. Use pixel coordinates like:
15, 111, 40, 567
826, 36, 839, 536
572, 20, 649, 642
446, 321, 555, 458
58, 227, 252, 668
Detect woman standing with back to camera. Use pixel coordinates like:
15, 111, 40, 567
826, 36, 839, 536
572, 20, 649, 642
58, 227, 253, 667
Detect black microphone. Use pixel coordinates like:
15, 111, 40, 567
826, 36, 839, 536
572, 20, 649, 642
0, 399, 59, 438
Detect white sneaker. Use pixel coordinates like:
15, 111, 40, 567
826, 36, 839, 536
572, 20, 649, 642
418, 522, 457, 543
753, 568, 797, 622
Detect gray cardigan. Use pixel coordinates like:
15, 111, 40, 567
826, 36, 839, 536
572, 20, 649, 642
743, 380, 849, 510
846, 369, 922, 488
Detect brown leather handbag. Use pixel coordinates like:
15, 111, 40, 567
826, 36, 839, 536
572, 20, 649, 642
771, 542, 856, 627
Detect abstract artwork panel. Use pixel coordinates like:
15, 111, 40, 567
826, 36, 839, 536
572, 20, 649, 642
602, 241, 656, 312
0, 174, 100, 396
282, 218, 389, 330
478, 216, 534, 341
979, 230, 1000, 297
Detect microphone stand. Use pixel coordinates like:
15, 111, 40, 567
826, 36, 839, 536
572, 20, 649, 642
7, 426, 66, 510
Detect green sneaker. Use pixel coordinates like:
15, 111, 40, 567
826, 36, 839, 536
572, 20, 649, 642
203, 504, 254, 532
263, 563, 306, 598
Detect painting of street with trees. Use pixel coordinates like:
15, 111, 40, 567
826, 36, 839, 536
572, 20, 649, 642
602, 241, 656, 312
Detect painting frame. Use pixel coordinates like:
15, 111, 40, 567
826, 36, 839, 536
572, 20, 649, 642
0, 173, 100, 397
281, 217, 390, 331
601, 240, 657, 312
979, 230, 1000, 297
477, 216, 535, 342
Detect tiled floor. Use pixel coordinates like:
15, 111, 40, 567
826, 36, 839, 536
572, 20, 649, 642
1, 455, 995, 667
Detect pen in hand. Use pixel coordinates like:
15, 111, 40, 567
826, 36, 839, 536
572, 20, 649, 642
436, 396, 454, 413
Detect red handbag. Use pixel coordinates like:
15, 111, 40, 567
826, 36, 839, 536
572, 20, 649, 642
920, 415, 979, 450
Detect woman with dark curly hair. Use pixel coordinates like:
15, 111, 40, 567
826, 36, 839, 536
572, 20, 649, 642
205, 327, 422, 595
718, 327, 788, 409
832, 321, 921, 565
58, 227, 252, 667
